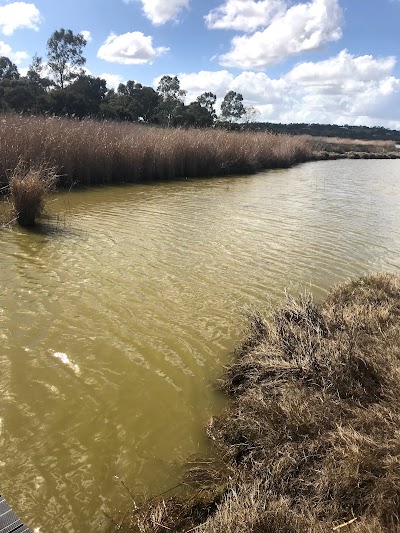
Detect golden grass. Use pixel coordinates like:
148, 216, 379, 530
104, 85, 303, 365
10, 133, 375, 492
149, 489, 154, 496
8, 161, 57, 226
126, 273, 400, 533
0, 115, 313, 187
307, 135, 399, 156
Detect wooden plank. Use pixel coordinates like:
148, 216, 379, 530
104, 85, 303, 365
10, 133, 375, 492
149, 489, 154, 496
0, 496, 31, 533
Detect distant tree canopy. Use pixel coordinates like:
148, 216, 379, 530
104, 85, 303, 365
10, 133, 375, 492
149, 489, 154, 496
1, 28, 399, 141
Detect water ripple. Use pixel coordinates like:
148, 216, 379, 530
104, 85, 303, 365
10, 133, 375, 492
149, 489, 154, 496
0, 159, 400, 531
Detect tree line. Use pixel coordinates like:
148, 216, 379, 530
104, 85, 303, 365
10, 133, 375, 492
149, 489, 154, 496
2, 28, 399, 140
0, 28, 249, 127
243, 122, 400, 142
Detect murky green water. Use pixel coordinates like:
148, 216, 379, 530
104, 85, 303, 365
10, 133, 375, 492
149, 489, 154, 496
1, 160, 399, 532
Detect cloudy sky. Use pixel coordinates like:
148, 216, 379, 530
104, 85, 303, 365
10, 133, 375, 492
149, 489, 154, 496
1, 0, 400, 128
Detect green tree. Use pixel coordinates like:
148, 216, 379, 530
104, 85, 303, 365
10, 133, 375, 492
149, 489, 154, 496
180, 101, 215, 127
0, 56, 20, 80
157, 75, 186, 103
27, 54, 51, 113
66, 75, 107, 116
196, 92, 217, 121
156, 75, 187, 126
220, 90, 246, 122
101, 81, 159, 122
46, 28, 87, 89
0, 78, 34, 112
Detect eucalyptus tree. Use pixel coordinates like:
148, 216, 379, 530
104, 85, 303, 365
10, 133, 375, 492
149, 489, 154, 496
0, 56, 19, 80
220, 90, 246, 122
196, 92, 217, 121
46, 28, 87, 89
156, 75, 187, 126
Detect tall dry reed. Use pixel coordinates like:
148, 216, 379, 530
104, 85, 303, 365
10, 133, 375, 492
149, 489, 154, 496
0, 115, 312, 187
8, 161, 57, 226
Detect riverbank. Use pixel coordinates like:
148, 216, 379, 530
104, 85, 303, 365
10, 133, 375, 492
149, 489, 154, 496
309, 136, 400, 161
129, 272, 400, 532
1, 115, 399, 192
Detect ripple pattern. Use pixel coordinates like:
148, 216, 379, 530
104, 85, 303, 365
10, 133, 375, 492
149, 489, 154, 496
0, 159, 400, 531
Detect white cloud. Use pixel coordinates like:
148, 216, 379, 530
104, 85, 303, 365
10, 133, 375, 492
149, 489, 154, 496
205, 0, 285, 32
177, 70, 234, 102
172, 51, 400, 129
219, 0, 343, 69
97, 32, 169, 65
0, 41, 28, 64
124, 0, 189, 24
0, 2, 41, 35
80, 30, 92, 43
177, 70, 290, 107
287, 50, 396, 85
99, 72, 124, 90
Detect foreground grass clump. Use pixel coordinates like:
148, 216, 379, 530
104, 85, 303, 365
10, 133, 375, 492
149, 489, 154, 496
130, 273, 400, 533
8, 162, 57, 227
0, 115, 312, 187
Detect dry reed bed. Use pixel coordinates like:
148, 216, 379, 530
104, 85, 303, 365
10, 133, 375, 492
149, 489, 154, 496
0, 115, 312, 186
307, 135, 400, 157
132, 273, 400, 532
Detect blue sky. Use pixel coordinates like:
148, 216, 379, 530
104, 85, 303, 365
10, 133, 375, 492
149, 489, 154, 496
1, 0, 400, 127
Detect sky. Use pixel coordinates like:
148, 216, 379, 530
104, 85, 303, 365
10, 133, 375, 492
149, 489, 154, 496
1, 0, 400, 128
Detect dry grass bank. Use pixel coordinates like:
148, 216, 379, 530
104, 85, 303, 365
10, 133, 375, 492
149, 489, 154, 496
307, 136, 400, 160
126, 273, 400, 533
0, 115, 312, 187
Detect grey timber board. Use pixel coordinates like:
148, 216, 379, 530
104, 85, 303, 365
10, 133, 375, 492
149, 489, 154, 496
0, 497, 32, 533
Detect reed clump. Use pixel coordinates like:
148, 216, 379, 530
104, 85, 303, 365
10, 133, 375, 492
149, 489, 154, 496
8, 161, 57, 227
0, 115, 313, 187
130, 272, 400, 532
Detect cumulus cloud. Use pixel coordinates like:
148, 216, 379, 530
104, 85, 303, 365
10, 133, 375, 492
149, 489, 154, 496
0, 2, 41, 35
218, 0, 343, 69
177, 69, 290, 107
99, 72, 124, 90
172, 51, 400, 128
283, 52, 400, 126
177, 70, 234, 102
287, 50, 396, 85
97, 32, 169, 65
0, 41, 28, 64
124, 0, 189, 24
80, 30, 92, 43
205, 0, 285, 32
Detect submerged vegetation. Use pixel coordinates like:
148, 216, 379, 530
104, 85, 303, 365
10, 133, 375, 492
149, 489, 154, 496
123, 273, 400, 532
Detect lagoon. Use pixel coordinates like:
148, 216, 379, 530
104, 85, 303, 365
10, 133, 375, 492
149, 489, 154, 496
1, 159, 399, 531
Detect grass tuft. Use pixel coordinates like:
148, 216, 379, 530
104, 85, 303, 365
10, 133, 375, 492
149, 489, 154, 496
127, 273, 400, 532
8, 160, 58, 227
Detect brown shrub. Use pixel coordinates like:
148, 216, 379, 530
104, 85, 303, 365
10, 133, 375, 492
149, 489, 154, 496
8, 161, 57, 227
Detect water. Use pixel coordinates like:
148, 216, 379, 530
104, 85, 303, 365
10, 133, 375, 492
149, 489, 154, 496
1, 159, 399, 532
